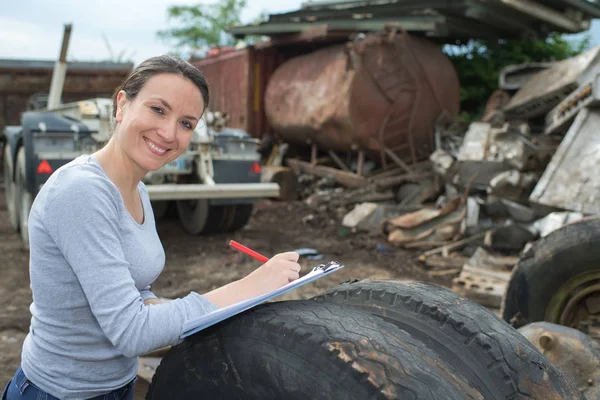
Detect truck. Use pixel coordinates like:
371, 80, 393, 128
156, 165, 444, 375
2, 24, 279, 249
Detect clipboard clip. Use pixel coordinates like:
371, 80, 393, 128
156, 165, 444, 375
312, 261, 341, 273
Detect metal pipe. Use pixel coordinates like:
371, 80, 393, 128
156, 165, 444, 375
499, 0, 585, 32
146, 183, 280, 201
47, 24, 72, 109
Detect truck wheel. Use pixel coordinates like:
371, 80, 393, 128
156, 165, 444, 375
313, 279, 583, 400
3, 143, 19, 232
15, 147, 31, 249
502, 218, 600, 336
222, 204, 253, 232
175, 199, 209, 235
201, 205, 228, 234
146, 301, 483, 400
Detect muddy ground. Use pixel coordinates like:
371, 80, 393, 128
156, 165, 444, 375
0, 186, 452, 398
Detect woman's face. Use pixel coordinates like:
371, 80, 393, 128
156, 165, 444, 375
114, 73, 204, 172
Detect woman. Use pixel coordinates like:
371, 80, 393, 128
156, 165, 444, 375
2, 55, 301, 400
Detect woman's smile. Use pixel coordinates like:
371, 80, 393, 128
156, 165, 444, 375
143, 136, 170, 156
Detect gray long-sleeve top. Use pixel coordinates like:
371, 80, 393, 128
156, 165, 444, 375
20, 155, 218, 399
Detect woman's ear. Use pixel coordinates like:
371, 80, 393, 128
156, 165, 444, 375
115, 90, 128, 123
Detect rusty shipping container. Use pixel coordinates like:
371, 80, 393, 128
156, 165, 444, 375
264, 30, 460, 164
191, 46, 282, 139
0, 59, 132, 131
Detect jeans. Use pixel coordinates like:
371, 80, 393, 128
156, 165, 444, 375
1, 367, 136, 400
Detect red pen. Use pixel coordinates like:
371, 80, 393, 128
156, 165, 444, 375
229, 240, 270, 263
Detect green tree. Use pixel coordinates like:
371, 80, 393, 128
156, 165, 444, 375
157, 0, 247, 57
446, 33, 591, 120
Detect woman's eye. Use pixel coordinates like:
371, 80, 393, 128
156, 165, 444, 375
151, 106, 164, 114
181, 121, 193, 130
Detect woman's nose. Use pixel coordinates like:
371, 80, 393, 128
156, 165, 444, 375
156, 121, 177, 142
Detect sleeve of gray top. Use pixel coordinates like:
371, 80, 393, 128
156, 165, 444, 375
140, 286, 158, 301
44, 172, 219, 357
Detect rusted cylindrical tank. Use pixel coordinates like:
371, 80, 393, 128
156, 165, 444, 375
264, 30, 460, 164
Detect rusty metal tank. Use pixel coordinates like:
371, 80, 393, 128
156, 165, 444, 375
264, 29, 460, 164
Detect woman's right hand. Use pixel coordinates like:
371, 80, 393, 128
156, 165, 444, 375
240, 252, 301, 296
203, 252, 301, 308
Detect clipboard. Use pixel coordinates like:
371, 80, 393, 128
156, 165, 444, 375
181, 261, 344, 338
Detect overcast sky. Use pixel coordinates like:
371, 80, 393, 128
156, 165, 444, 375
0, 0, 304, 64
1, 1, 599, 65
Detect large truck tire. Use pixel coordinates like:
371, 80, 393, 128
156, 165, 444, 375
3, 143, 19, 232
146, 301, 482, 400
201, 205, 229, 234
222, 204, 253, 232
313, 279, 583, 400
15, 147, 31, 249
502, 218, 600, 335
175, 199, 209, 235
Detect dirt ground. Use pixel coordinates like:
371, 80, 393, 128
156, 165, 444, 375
0, 186, 452, 398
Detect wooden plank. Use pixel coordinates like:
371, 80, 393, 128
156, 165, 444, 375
287, 159, 368, 188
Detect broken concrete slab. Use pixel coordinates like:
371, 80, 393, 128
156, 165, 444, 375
499, 62, 555, 91
342, 203, 380, 229
452, 270, 509, 308
504, 45, 600, 119
545, 72, 600, 135
451, 247, 516, 308
528, 211, 585, 237
452, 122, 538, 189
530, 108, 600, 215
487, 170, 539, 203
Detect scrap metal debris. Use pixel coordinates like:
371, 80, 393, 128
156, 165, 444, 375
281, 44, 600, 309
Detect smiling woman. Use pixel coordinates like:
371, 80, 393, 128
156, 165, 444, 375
1, 55, 303, 400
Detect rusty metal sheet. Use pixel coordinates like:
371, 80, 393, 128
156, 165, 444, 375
529, 108, 600, 214
264, 29, 460, 164
192, 50, 251, 133
191, 46, 280, 139
503, 45, 600, 119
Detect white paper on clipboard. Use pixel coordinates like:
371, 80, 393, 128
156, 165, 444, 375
180, 261, 344, 338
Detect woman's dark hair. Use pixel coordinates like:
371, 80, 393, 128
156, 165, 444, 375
111, 55, 209, 118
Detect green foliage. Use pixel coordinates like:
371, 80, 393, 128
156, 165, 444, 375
157, 0, 247, 55
446, 33, 592, 120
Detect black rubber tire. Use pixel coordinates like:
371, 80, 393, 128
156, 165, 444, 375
201, 205, 229, 234
3, 143, 19, 232
15, 147, 31, 249
175, 198, 209, 235
502, 217, 600, 330
222, 204, 253, 232
146, 301, 483, 400
313, 279, 583, 400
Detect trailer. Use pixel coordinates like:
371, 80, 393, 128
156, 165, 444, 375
2, 25, 279, 249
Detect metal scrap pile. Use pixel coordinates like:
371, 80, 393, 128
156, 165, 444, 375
302, 44, 599, 308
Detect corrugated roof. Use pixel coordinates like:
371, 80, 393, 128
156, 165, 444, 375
0, 59, 133, 71
229, 0, 600, 41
